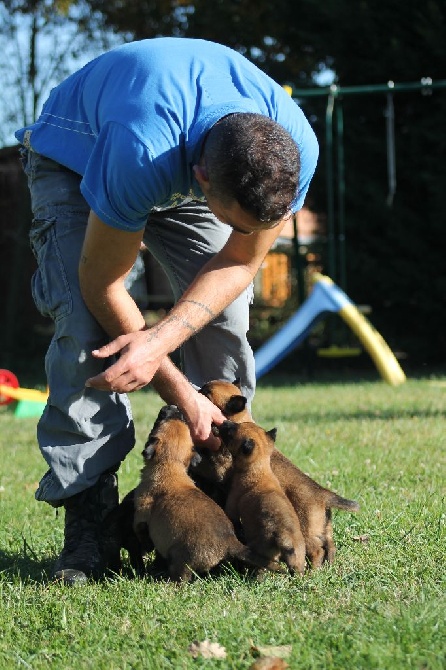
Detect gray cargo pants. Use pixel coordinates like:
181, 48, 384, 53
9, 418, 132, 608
21, 150, 255, 504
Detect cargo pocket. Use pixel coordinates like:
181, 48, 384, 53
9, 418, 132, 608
30, 217, 73, 321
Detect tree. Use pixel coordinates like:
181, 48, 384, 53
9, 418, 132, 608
86, 0, 329, 85
0, 0, 122, 146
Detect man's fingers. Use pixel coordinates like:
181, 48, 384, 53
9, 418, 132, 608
211, 408, 226, 425
86, 359, 155, 392
91, 334, 131, 358
85, 372, 117, 390
86, 359, 126, 388
86, 372, 141, 392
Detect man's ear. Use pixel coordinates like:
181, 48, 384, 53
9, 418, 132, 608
193, 163, 209, 186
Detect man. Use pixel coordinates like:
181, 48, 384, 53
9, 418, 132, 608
16, 38, 318, 584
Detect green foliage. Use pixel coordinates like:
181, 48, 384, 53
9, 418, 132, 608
0, 0, 121, 142
1, 379, 445, 669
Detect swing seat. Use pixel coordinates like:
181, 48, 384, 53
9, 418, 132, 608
317, 345, 362, 358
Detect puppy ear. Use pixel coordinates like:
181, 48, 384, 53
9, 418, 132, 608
267, 428, 277, 442
142, 436, 158, 459
232, 377, 242, 389
241, 438, 255, 455
226, 395, 248, 416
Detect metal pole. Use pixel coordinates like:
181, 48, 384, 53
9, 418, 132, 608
292, 215, 306, 306
290, 78, 446, 98
385, 88, 397, 206
335, 98, 347, 290
325, 92, 336, 281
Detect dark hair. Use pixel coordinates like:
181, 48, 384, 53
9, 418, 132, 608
203, 113, 300, 223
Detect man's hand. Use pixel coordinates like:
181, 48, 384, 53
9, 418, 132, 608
178, 388, 226, 451
85, 328, 165, 392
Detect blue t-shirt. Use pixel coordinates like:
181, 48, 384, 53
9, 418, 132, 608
16, 38, 319, 231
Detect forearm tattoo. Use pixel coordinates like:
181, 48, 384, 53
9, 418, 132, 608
177, 299, 216, 318
146, 314, 197, 343
144, 299, 216, 344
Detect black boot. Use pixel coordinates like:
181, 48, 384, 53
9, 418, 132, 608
52, 472, 119, 586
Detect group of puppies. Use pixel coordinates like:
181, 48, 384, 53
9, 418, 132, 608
104, 380, 359, 582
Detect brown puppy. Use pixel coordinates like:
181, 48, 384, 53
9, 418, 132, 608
217, 420, 307, 575
133, 405, 280, 582
190, 378, 250, 497
196, 379, 360, 568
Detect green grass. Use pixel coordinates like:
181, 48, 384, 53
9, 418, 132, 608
1, 377, 445, 669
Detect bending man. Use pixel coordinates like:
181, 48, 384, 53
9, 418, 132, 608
16, 37, 319, 583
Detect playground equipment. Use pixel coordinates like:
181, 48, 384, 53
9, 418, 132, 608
0, 369, 48, 418
254, 274, 406, 385
288, 78, 446, 291
261, 78, 446, 378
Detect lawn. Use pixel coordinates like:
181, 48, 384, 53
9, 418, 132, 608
0, 376, 445, 669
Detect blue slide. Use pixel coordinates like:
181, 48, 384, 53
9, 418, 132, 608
254, 275, 350, 379
254, 279, 352, 379
254, 274, 406, 385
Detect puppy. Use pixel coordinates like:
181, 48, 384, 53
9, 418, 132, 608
195, 379, 360, 567
189, 378, 251, 498
133, 405, 280, 582
217, 420, 307, 575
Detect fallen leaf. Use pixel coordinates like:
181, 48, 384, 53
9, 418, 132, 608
352, 534, 370, 543
249, 658, 289, 670
188, 639, 227, 660
251, 644, 292, 659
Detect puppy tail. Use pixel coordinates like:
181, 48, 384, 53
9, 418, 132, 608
328, 493, 360, 512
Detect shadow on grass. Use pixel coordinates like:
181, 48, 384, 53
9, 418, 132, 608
0, 548, 158, 585
0, 548, 53, 583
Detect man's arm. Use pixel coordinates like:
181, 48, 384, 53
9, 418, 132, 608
78, 211, 225, 445
151, 360, 224, 447
79, 211, 146, 338
86, 215, 288, 392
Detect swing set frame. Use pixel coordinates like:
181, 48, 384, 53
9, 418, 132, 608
287, 77, 446, 291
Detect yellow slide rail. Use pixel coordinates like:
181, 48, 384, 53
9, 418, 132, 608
255, 273, 406, 385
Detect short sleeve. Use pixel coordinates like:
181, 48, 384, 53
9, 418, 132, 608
80, 122, 166, 231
